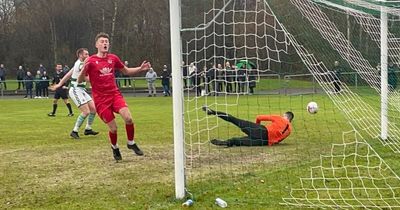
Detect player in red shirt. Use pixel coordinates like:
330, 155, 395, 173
202, 106, 294, 147
78, 32, 151, 161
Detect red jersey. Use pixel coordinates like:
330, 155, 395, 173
255, 115, 292, 146
84, 53, 124, 98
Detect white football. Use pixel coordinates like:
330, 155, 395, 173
307, 102, 318, 114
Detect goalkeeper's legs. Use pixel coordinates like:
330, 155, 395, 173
211, 137, 268, 147
202, 106, 267, 140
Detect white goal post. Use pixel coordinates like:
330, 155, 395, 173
169, 0, 185, 199
380, 6, 389, 140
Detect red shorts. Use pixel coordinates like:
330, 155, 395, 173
94, 92, 128, 123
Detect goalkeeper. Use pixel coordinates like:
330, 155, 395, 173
202, 106, 294, 147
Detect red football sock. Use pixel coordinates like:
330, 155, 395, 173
126, 123, 135, 141
109, 131, 118, 146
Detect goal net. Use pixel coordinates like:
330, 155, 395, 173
177, 0, 400, 208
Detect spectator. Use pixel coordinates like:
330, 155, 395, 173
376, 63, 381, 74
225, 62, 233, 93
232, 65, 238, 92
24, 71, 34, 99
188, 62, 197, 88
202, 65, 210, 95
248, 69, 257, 94
114, 67, 122, 88
16, 65, 25, 91
203, 65, 211, 94
40, 71, 50, 98
0, 64, 7, 90
208, 64, 217, 95
34, 70, 42, 98
193, 65, 202, 96
237, 64, 247, 93
38, 64, 47, 74
375, 62, 397, 91
145, 67, 157, 97
160, 65, 171, 96
388, 62, 398, 91
182, 61, 188, 88
123, 61, 132, 87
216, 63, 225, 92
332, 61, 342, 93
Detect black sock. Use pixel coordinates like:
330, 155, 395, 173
52, 104, 57, 114
66, 103, 73, 114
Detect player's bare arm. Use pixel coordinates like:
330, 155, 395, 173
50, 70, 73, 91
120, 61, 151, 76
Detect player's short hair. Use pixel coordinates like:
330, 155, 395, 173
76, 48, 88, 57
285, 111, 294, 122
95, 32, 110, 42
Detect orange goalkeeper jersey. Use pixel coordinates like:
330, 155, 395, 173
255, 115, 292, 146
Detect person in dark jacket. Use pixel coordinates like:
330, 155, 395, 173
122, 60, 132, 87
207, 64, 217, 95
16, 65, 25, 90
48, 64, 74, 117
38, 64, 47, 74
182, 61, 188, 88
225, 62, 233, 93
40, 71, 50, 98
193, 65, 202, 96
237, 64, 247, 93
248, 69, 257, 94
216, 64, 225, 93
332, 61, 342, 93
160, 65, 171, 96
0, 64, 7, 90
24, 71, 34, 98
114, 68, 122, 88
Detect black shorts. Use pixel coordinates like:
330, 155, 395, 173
55, 88, 68, 99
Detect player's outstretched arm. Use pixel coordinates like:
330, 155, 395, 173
50, 70, 73, 91
121, 61, 151, 76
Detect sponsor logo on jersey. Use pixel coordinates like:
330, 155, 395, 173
100, 67, 113, 76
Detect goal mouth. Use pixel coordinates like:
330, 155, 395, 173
173, 0, 400, 208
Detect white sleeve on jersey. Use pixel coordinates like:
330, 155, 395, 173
71, 59, 83, 80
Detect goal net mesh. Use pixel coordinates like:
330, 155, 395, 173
180, 0, 400, 208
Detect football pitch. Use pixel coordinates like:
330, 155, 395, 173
0, 93, 398, 209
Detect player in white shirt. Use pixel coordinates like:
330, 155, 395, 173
51, 48, 99, 139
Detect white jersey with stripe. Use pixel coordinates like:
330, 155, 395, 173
70, 59, 86, 88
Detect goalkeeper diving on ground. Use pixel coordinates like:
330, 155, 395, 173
202, 106, 294, 147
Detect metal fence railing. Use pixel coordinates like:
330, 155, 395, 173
0, 71, 398, 97
283, 70, 400, 95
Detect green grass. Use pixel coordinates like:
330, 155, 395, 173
1, 92, 400, 209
